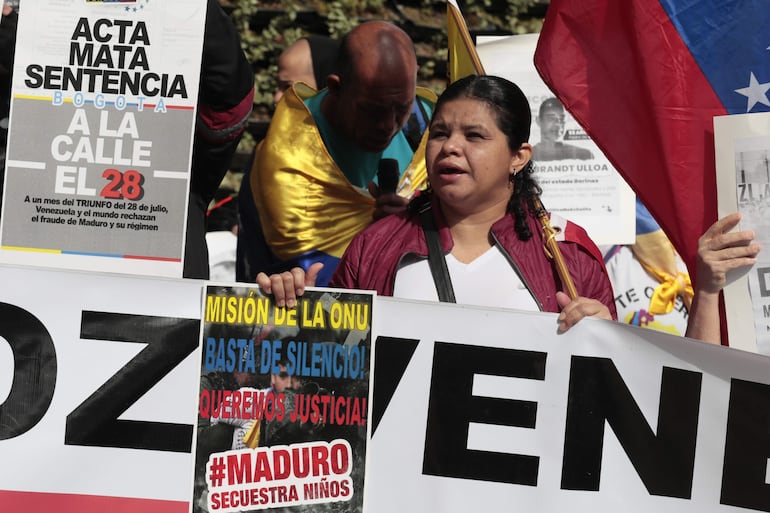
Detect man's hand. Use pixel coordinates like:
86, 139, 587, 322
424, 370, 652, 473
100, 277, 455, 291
256, 262, 324, 308
368, 181, 408, 221
685, 212, 760, 345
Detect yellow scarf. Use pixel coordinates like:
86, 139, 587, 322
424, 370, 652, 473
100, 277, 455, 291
630, 230, 693, 315
250, 83, 435, 260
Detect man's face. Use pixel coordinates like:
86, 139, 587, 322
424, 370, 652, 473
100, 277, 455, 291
271, 364, 291, 393
538, 107, 565, 143
335, 72, 416, 153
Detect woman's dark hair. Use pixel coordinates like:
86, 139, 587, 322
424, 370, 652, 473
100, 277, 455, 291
419, 75, 542, 240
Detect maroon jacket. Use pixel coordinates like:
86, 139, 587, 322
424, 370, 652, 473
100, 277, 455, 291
330, 197, 617, 318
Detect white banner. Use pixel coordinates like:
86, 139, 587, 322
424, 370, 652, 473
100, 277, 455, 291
2, 266, 770, 512
0, 264, 202, 512
367, 297, 770, 513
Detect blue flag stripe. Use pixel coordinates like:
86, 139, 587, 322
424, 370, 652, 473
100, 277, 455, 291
660, 0, 770, 113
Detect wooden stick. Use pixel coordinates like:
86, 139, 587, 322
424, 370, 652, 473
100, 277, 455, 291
532, 197, 579, 299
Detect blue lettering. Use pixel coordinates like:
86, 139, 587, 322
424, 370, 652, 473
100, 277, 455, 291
285, 340, 297, 375
204, 337, 217, 371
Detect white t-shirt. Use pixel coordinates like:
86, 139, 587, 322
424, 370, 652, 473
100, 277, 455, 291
604, 245, 689, 336
393, 246, 539, 311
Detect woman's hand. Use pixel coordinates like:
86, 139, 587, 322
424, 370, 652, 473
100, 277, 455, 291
694, 212, 759, 295
556, 291, 612, 333
256, 262, 324, 308
685, 213, 760, 344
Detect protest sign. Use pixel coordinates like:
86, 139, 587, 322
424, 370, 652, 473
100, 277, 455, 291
476, 33, 635, 246
194, 284, 374, 513
0, 0, 206, 277
3, 265, 770, 513
714, 112, 770, 354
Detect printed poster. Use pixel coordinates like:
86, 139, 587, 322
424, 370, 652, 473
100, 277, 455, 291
0, 0, 207, 277
194, 284, 374, 513
714, 112, 770, 354
477, 33, 635, 246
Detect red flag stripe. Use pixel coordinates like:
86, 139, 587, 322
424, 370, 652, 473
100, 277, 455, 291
534, 0, 726, 279
0, 490, 189, 513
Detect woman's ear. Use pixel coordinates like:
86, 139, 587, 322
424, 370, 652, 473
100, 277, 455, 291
511, 142, 533, 171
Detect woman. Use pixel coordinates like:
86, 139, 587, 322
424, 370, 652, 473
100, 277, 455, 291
259, 75, 616, 331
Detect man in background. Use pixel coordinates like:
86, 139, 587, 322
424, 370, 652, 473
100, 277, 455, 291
246, 21, 435, 285
236, 35, 340, 283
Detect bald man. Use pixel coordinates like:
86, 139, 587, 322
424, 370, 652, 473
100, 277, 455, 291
274, 39, 315, 105
247, 21, 435, 285
273, 36, 339, 105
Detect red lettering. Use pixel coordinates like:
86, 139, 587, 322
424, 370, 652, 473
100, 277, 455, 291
311, 444, 330, 476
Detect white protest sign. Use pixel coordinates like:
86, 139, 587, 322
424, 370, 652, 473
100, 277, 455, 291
477, 33, 635, 246
0, 0, 207, 277
714, 112, 770, 355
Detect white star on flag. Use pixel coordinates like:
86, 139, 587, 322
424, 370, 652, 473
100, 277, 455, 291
735, 72, 770, 112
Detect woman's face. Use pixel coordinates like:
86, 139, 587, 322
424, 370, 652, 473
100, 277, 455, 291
426, 97, 529, 217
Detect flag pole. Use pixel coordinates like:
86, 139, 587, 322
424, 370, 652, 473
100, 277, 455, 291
447, 0, 579, 298
532, 197, 579, 299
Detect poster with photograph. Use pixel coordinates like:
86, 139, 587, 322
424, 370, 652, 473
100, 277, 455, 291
0, 0, 206, 277
194, 284, 374, 513
714, 111, 770, 355
477, 33, 635, 246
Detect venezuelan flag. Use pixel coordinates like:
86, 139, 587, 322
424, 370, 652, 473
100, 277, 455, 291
534, 0, 770, 279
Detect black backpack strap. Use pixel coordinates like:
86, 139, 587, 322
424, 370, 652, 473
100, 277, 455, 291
418, 202, 456, 303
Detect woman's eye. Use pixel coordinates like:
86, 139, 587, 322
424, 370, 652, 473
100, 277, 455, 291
429, 130, 448, 139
